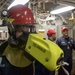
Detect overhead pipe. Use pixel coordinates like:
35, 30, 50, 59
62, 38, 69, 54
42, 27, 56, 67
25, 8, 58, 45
57, 0, 75, 6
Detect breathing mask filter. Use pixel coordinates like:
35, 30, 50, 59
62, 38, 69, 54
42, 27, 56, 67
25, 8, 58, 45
8, 25, 36, 49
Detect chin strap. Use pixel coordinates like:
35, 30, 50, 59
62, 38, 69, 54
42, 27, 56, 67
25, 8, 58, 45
8, 36, 18, 47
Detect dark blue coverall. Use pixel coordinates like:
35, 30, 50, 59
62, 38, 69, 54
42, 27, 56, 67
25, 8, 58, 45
56, 36, 75, 75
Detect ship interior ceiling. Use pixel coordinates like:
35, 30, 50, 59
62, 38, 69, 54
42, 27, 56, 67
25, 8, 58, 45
0, 0, 75, 75
1, 0, 75, 25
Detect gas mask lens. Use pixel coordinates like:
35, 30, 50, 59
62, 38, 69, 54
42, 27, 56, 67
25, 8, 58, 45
22, 26, 30, 32
16, 26, 36, 33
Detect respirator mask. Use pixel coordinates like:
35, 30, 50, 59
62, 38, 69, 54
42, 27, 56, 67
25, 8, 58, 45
8, 25, 36, 50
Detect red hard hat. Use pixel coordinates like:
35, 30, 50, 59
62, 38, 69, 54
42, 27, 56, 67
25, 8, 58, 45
47, 29, 56, 36
8, 4, 34, 25
61, 27, 68, 32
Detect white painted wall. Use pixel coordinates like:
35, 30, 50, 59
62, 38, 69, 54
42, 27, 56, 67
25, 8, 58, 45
35, 14, 64, 39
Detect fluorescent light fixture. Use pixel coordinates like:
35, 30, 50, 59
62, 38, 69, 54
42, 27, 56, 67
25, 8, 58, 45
8, 0, 29, 9
50, 6, 75, 14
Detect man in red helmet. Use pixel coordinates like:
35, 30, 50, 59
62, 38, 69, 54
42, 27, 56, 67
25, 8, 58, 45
0, 4, 64, 75
47, 29, 56, 75
0, 4, 36, 75
56, 26, 75, 75
47, 29, 56, 42
0, 4, 57, 75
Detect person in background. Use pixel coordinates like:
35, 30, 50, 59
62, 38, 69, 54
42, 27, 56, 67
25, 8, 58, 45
35, 29, 56, 75
47, 29, 56, 42
56, 26, 75, 75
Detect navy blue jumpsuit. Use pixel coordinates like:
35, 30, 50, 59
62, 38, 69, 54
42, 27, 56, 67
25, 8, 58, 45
56, 36, 75, 75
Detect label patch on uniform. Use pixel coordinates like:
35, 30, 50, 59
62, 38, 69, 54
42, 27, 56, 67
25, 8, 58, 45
61, 42, 65, 44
